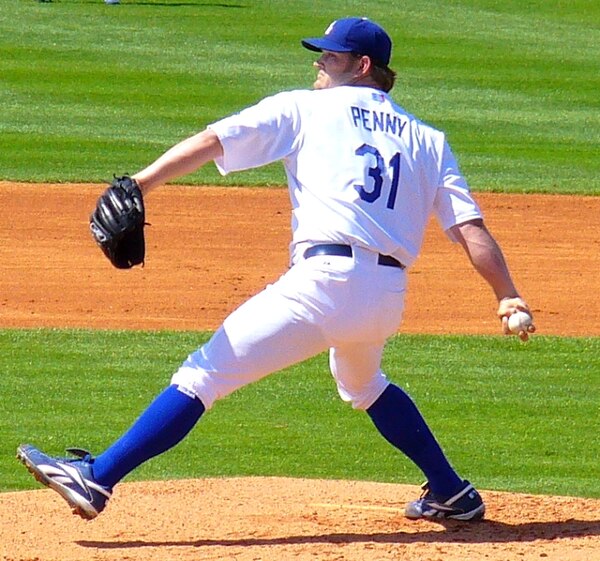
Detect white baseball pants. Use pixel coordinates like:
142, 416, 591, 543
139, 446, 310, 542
171, 246, 407, 410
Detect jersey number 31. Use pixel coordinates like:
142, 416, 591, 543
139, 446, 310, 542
355, 143, 401, 210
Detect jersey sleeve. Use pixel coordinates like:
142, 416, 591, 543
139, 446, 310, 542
208, 92, 301, 174
433, 140, 483, 235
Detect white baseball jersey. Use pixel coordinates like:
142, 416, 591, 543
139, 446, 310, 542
209, 86, 482, 267
173, 86, 483, 411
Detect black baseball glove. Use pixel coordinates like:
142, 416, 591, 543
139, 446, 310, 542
89, 175, 146, 269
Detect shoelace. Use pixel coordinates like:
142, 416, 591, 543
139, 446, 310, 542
419, 482, 432, 499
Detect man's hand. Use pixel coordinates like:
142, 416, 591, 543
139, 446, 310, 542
497, 297, 536, 341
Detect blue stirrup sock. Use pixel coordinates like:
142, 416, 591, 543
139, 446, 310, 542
367, 383, 463, 497
92, 384, 205, 488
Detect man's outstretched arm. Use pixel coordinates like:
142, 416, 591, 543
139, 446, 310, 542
133, 129, 224, 196
450, 218, 536, 340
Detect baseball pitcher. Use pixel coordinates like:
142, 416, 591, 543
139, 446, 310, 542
18, 17, 535, 523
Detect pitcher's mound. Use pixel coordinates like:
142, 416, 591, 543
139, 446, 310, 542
2, 477, 599, 561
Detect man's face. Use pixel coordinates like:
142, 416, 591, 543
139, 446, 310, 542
312, 50, 361, 89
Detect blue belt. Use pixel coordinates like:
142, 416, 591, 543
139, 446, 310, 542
304, 244, 405, 269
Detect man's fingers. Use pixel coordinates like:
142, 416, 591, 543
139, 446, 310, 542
501, 314, 536, 340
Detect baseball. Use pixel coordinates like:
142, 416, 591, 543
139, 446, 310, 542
508, 311, 533, 333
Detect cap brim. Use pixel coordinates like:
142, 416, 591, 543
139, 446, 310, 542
301, 37, 354, 53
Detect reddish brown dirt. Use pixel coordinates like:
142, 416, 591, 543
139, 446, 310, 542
1, 182, 599, 335
2, 479, 600, 561
1, 182, 599, 561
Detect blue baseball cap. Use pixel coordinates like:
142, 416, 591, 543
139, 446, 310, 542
301, 17, 392, 66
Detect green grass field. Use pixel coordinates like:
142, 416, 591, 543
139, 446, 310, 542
2, 330, 599, 498
1, 0, 599, 192
1, 1, 599, 500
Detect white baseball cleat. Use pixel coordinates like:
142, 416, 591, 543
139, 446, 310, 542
405, 480, 485, 521
17, 444, 112, 520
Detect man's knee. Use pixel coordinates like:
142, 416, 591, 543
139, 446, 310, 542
171, 366, 221, 410
335, 372, 390, 410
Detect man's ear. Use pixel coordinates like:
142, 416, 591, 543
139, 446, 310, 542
357, 55, 374, 77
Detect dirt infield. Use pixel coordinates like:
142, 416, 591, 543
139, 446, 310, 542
1, 182, 599, 561
1, 182, 599, 335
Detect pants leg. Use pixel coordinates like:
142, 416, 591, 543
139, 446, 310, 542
329, 344, 390, 410
172, 266, 332, 409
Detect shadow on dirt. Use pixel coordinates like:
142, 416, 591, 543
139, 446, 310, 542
78, 517, 600, 548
